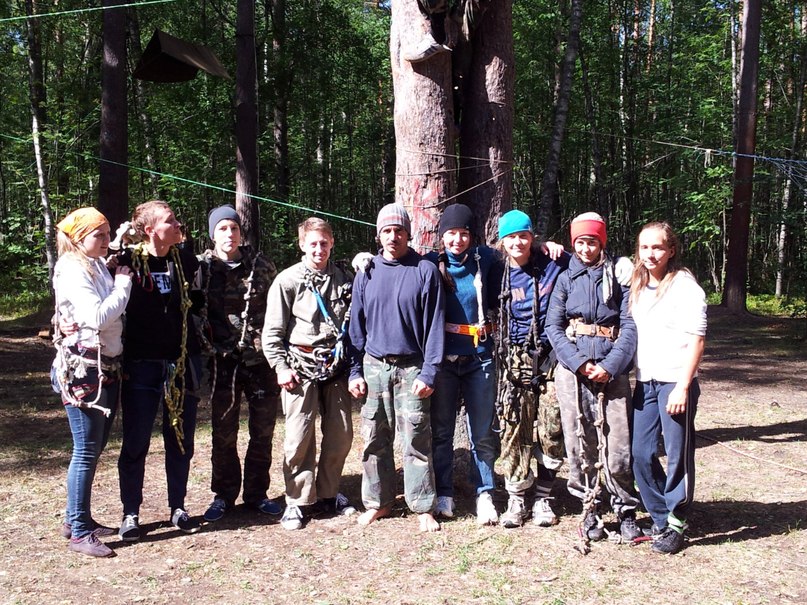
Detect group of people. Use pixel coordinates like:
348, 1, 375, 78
51, 199, 705, 559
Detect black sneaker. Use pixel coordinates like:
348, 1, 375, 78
119, 513, 140, 542
582, 509, 606, 541
203, 498, 229, 522
619, 514, 643, 541
171, 508, 200, 534
651, 527, 685, 554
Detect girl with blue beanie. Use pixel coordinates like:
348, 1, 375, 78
495, 210, 569, 528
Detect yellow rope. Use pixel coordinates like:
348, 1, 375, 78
162, 245, 192, 454
132, 243, 191, 453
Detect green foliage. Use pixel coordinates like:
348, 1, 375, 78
0, 0, 805, 299
0, 213, 49, 293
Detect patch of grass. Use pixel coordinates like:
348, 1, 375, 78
0, 288, 50, 322
706, 292, 807, 318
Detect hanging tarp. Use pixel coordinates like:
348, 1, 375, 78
133, 29, 230, 82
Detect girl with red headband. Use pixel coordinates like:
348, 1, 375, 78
546, 212, 641, 547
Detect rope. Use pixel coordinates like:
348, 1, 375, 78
163, 247, 190, 451
0, 0, 178, 23
148, 245, 192, 453
697, 432, 807, 475
573, 375, 603, 555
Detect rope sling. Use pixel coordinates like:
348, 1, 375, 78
495, 257, 547, 423
438, 247, 491, 347
131, 243, 192, 454
201, 251, 262, 421
51, 310, 116, 417
567, 257, 624, 554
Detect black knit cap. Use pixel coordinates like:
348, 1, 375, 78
439, 204, 474, 237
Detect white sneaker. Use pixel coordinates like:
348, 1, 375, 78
532, 497, 558, 527
280, 504, 304, 531
403, 32, 451, 63
475, 492, 498, 526
434, 496, 455, 519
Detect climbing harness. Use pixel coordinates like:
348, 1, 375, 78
51, 268, 118, 417
296, 266, 351, 383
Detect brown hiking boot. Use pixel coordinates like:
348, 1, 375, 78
68, 533, 115, 558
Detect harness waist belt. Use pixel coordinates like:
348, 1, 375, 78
292, 344, 316, 354
370, 353, 420, 365
445, 322, 496, 346
67, 344, 121, 367
569, 319, 619, 340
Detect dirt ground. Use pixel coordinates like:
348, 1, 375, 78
0, 305, 805, 605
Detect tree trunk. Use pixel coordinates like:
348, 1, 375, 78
99, 0, 129, 231
579, 47, 607, 217
458, 0, 514, 245
723, 0, 761, 313
535, 0, 583, 241
127, 9, 160, 198
775, 19, 806, 297
236, 0, 261, 250
25, 0, 56, 281
390, 0, 455, 252
271, 0, 291, 204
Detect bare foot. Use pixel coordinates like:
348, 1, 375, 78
357, 505, 392, 526
418, 513, 441, 533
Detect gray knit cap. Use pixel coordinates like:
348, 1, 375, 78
208, 205, 241, 239
376, 203, 411, 235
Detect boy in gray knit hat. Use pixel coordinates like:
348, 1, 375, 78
348, 203, 446, 532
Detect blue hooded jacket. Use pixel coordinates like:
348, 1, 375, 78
545, 253, 636, 378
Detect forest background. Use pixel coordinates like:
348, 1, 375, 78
0, 0, 806, 314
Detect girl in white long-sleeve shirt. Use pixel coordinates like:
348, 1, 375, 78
629, 222, 706, 555
52, 208, 132, 558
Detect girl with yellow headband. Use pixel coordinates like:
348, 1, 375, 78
52, 207, 133, 558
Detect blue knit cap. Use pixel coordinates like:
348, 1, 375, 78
498, 210, 533, 239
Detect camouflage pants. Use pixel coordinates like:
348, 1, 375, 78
498, 352, 564, 496
554, 364, 639, 517
359, 355, 436, 514
209, 355, 280, 505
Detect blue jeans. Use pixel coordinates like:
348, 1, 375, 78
632, 379, 699, 529
65, 376, 118, 538
431, 354, 499, 497
118, 356, 201, 514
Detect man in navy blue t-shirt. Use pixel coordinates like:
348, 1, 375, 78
348, 204, 445, 532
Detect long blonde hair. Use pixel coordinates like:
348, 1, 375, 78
629, 221, 693, 308
56, 229, 95, 276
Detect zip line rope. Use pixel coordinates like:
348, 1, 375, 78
0, 0, 178, 23
4, 125, 807, 231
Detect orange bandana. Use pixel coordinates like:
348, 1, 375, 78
57, 208, 108, 243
